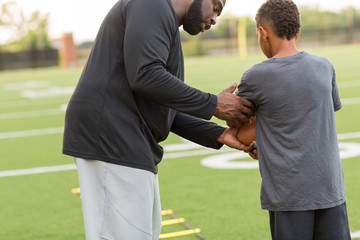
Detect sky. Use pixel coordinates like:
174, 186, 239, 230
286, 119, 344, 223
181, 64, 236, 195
0, 0, 360, 44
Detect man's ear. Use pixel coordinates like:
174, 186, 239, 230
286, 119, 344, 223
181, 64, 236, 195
259, 26, 269, 40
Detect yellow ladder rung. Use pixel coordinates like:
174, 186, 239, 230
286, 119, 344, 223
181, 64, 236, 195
159, 229, 201, 239
162, 218, 185, 226
161, 209, 173, 216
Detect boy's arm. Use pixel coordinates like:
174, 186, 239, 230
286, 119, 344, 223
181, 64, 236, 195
331, 66, 342, 112
236, 75, 256, 102
236, 73, 259, 159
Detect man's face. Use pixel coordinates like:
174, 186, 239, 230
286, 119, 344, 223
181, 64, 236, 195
183, 0, 225, 35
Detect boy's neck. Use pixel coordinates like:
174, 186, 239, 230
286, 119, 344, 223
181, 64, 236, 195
270, 38, 300, 59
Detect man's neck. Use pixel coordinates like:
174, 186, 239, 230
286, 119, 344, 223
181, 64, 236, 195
171, 0, 188, 26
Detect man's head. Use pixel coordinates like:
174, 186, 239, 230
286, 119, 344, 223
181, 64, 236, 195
256, 0, 300, 40
182, 0, 226, 35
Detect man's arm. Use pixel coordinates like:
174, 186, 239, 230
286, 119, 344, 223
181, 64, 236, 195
170, 112, 225, 149
215, 82, 255, 127
171, 112, 253, 151
123, 0, 254, 126
124, 0, 217, 120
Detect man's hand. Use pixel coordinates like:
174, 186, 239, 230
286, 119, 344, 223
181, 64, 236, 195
218, 128, 259, 160
214, 82, 255, 128
217, 127, 252, 151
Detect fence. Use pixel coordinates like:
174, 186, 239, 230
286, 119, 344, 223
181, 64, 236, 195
0, 49, 59, 71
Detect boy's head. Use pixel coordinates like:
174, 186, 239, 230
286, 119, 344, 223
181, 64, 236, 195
255, 0, 301, 58
256, 0, 301, 40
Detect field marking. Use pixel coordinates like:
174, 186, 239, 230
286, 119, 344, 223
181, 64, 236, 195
338, 80, 360, 88
4, 81, 50, 91
202, 152, 257, 169
0, 127, 64, 139
0, 130, 359, 178
0, 148, 234, 178
352, 230, 360, 239
201, 142, 360, 169
21, 86, 75, 99
0, 108, 65, 120
342, 97, 360, 105
0, 99, 66, 109
0, 164, 76, 178
338, 132, 360, 140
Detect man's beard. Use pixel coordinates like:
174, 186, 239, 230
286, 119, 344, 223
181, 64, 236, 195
183, 0, 203, 35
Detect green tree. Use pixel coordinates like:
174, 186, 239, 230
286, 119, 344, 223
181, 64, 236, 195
0, 1, 51, 51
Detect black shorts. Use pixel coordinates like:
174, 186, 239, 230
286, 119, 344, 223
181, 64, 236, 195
269, 202, 351, 240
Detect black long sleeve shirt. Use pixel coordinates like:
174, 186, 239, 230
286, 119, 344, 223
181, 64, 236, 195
63, 0, 225, 173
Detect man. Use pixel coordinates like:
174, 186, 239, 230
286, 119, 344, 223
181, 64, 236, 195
63, 0, 255, 239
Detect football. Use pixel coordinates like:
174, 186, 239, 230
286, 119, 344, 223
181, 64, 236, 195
236, 116, 256, 146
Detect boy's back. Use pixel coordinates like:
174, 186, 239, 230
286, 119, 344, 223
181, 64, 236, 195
244, 1, 351, 238
237, 51, 345, 211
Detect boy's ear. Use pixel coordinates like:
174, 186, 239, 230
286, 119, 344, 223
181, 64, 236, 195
295, 29, 301, 41
259, 26, 269, 40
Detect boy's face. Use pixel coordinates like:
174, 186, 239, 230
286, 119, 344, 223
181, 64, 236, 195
256, 26, 272, 58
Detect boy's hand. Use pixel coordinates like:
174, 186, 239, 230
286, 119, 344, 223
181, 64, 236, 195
214, 82, 255, 128
243, 142, 258, 160
248, 149, 258, 160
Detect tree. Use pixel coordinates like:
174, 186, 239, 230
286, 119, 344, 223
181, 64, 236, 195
0, 1, 51, 51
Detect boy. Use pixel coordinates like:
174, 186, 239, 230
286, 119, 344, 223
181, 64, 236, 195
236, 0, 351, 239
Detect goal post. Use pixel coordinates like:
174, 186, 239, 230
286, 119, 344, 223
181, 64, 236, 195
238, 17, 248, 58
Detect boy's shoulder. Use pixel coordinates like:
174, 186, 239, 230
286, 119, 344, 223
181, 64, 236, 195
300, 52, 335, 73
241, 59, 273, 81
243, 52, 333, 79
304, 51, 332, 63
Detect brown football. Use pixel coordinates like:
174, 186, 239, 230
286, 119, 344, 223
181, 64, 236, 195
236, 116, 256, 145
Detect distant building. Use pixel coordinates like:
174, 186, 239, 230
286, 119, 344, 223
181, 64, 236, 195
52, 33, 78, 68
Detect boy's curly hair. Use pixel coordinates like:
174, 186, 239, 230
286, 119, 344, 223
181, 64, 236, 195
256, 0, 301, 40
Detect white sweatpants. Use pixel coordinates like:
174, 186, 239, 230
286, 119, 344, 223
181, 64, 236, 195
75, 158, 162, 240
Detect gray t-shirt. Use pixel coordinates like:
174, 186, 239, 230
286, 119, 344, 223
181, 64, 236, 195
237, 51, 345, 211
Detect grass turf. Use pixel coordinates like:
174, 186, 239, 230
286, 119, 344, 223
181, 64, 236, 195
0, 44, 359, 239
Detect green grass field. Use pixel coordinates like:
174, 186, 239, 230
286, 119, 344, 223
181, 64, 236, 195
1, 44, 360, 240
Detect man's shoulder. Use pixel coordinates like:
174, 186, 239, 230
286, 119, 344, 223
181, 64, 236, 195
126, 0, 173, 12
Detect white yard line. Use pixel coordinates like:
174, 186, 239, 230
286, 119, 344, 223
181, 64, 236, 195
21, 87, 75, 99
342, 97, 360, 105
0, 125, 358, 177
338, 80, 360, 88
0, 164, 76, 178
0, 99, 66, 109
0, 131, 359, 177
338, 132, 360, 140
4, 81, 50, 91
352, 230, 360, 239
0, 148, 234, 178
0, 109, 63, 120
0, 127, 64, 139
